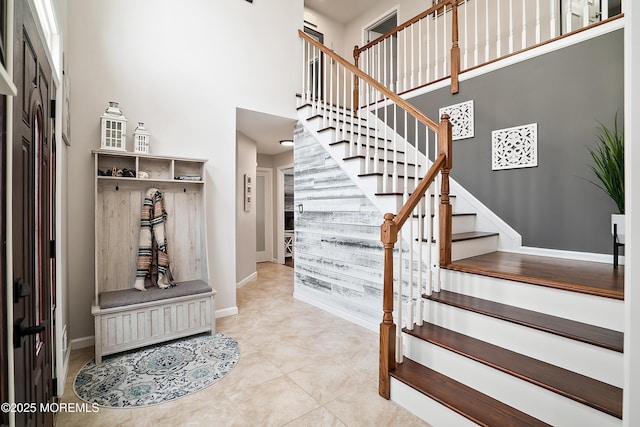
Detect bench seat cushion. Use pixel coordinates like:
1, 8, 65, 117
99, 280, 212, 309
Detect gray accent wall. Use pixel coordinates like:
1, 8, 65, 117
408, 29, 624, 254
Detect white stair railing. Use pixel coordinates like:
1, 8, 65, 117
299, 31, 454, 397
354, 0, 622, 96
300, 31, 444, 198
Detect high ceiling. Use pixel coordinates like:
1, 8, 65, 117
236, 1, 374, 156
304, 0, 374, 24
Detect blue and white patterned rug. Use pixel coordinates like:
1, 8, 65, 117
74, 333, 240, 408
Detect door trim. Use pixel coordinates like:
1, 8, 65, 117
276, 163, 294, 264
256, 167, 273, 263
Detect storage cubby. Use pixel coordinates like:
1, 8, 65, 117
138, 157, 172, 180
96, 152, 136, 177
92, 149, 213, 363
174, 160, 204, 181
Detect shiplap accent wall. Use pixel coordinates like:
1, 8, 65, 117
293, 124, 385, 328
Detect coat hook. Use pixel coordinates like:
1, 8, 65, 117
184, 188, 186, 193
116, 182, 119, 191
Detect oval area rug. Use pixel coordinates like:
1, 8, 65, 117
74, 333, 240, 408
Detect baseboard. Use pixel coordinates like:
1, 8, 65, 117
71, 336, 94, 350
215, 306, 239, 318
293, 289, 378, 333
236, 271, 257, 289
505, 246, 623, 265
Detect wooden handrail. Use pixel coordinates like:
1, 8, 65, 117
378, 114, 452, 399
353, 0, 460, 95
299, 28, 453, 400
357, 0, 454, 53
299, 30, 440, 132
394, 154, 446, 230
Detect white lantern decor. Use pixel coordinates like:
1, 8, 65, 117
133, 122, 151, 154
100, 101, 127, 151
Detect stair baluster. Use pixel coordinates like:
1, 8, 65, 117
297, 30, 453, 400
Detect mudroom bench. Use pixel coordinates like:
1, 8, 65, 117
92, 150, 214, 364
91, 280, 215, 364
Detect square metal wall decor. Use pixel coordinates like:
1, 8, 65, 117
491, 123, 538, 170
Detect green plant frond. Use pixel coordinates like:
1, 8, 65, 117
586, 114, 624, 214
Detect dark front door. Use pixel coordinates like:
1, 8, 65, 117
0, 75, 7, 427
1, 0, 9, 424
12, 1, 55, 425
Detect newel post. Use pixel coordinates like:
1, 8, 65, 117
439, 114, 453, 266
450, 0, 460, 94
379, 213, 397, 399
353, 45, 360, 116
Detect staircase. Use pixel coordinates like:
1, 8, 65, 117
297, 28, 624, 427
398, 259, 623, 426
296, 102, 500, 262
296, 100, 624, 427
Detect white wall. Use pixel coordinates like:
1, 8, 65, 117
341, 0, 423, 54
303, 7, 348, 57
236, 131, 257, 285
624, 2, 640, 425
66, 0, 302, 342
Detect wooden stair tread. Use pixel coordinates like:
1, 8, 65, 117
425, 290, 623, 352
420, 231, 498, 243
413, 212, 476, 219
358, 172, 415, 179
319, 126, 390, 139
342, 155, 417, 167
391, 357, 552, 427
329, 140, 404, 154
451, 231, 499, 242
403, 323, 623, 419
446, 251, 624, 300
307, 113, 369, 123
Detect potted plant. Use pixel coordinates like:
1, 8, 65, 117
587, 113, 624, 242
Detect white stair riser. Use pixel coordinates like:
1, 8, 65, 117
353, 157, 418, 177
390, 379, 478, 427
403, 336, 622, 427
430, 195, 458, 214
303, 105, 360, 121
426, 214, 476, 236
419, 299, 623, 387
441, 269, 624, 331
361, 174, 417, 194
405, 214, 475, 247
451, 215, 476, 234
451, 235, 498, 260
326, 137, 410, 164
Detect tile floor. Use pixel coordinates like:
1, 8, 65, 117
57, 262, 429, 426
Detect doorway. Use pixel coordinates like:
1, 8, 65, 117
304, 26, 324, 99
256, 168, 273, 263
560, 0, 621, 33
283, 168, 294, 267
364, 10, 398, 91
276, 164, 294, 265
0, 80, 6, 427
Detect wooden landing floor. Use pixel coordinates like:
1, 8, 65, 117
447, 252, 624, 300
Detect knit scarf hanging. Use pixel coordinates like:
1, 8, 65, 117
133, 188, 175, 291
